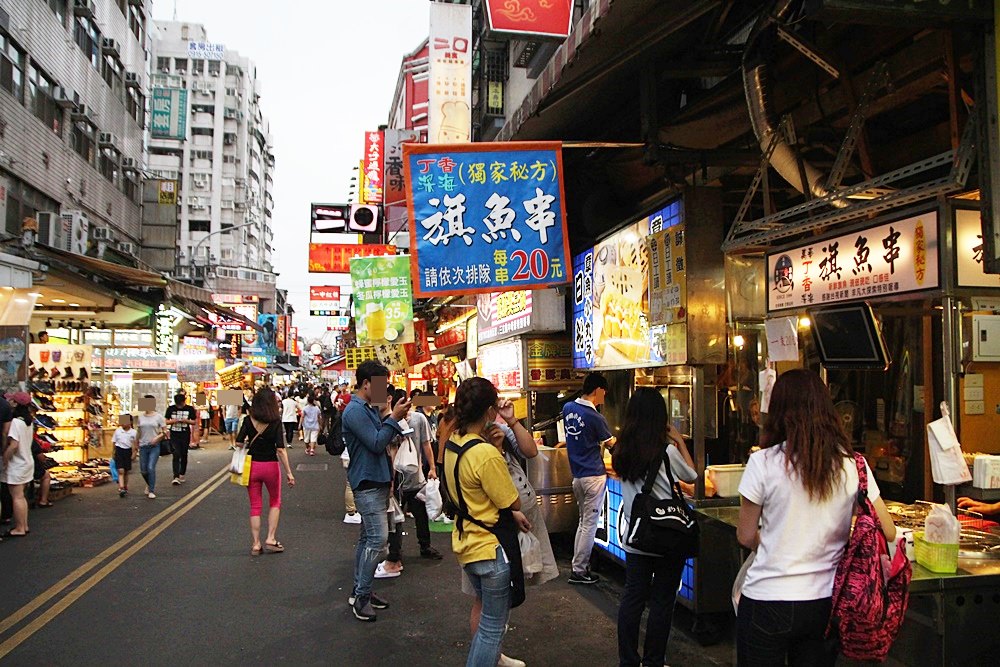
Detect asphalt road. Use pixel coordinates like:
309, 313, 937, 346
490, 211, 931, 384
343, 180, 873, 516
0, 436, 735, 666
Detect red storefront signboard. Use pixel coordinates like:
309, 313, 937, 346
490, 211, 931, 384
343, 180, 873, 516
484, 0, 574, 39
308, 244, 396, 273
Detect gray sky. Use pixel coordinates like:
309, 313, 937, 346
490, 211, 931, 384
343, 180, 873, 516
152, 0, 430, 339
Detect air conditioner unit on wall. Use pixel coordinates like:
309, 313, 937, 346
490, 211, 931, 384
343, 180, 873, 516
121, 157, 136, 169
59, 210, 89, 255
73, 0, 95, 20
117, 242, 137, 255
101, 38, 120, 59
98, 132, 117, 147
124, 72, 141, 89
35, 212, 65, 249
53, 87, 77, 109
91, 226, 116, 242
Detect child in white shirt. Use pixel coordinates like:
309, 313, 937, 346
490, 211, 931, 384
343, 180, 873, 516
113, 417, 139, 498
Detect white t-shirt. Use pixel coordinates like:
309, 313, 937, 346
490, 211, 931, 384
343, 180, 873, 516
620, 444, 698, 556
281, 398, 299, 422
738, 445, 883, 601
113, 427, 138, 450
2, 418, 35, 485
225, 404, 240, 420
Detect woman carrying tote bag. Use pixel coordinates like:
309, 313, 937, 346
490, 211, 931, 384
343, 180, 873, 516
612, 387, 698, 667
235, 387, 296, 556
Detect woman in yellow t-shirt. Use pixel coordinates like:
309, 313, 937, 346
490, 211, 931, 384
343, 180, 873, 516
444, 378, 531, 667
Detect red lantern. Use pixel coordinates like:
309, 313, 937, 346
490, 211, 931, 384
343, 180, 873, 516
421, 364, 437, 380
436, 359, 456, 379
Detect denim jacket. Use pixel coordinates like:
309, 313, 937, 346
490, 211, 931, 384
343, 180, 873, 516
343, 395, 402, 489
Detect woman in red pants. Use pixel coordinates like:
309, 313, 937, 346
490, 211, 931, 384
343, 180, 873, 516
235, 387, 295, 555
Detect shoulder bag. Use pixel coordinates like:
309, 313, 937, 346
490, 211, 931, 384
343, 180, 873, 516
229, 420, 266, 487
827, 453, 911, 662
443, 438, 526, 609
624, 448, 699, 557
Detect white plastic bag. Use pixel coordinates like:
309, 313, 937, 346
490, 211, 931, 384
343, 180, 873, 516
519, 530, 543, 574
393, 434, 420, 476
420, 478, 444, 520
388, 495, 406, 524
924, 503, 960, 544
732, 551, 755, 614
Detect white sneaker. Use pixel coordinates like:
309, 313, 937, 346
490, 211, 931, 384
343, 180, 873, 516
441, 516, 454, 524
147, 492, 156, 499
374, 561, 401, 579
498, 655, 526, 667
343, 513, 362, 524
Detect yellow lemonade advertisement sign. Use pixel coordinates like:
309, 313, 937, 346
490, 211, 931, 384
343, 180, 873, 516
350, 255, 415, 346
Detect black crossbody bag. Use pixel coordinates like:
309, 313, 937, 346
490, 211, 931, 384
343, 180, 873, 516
624, 449, 699, 557
443, 439, 526, 609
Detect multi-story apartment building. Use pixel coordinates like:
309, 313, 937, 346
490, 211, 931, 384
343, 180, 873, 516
147, 20, 276, 308
0, 0, 150, 260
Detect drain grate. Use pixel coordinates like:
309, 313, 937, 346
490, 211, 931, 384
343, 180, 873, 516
295, 463, 329, 472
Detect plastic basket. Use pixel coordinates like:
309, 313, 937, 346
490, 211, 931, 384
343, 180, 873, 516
913, 531, 959, 573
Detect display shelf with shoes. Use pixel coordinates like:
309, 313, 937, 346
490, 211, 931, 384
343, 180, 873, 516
30, 384, 88, 461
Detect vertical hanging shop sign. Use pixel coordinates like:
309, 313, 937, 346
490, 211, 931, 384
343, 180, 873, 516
158, 180, 177, 205
404, 141, 571, 296
287, 327, 298, 356
276, 316, 287, 352
429, 2, 472, 144
350, 255, 415, 346
154, 305, 175, 355
404, 319, 432, 366
150, 88, 188, 140
384, 129, 419, 205
648, 223, 687, 326
363, 131, 385, 204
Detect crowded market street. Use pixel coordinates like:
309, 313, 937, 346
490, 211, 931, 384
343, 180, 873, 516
0, 435, 730, 666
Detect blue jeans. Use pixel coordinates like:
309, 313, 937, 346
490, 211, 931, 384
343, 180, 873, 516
138, 445, 160, 492
463, 546, 511, 667
225, 417, 239, 434
353, 486, 389, 601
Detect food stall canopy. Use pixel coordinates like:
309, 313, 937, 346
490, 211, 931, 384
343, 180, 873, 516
34, 246, 167, 287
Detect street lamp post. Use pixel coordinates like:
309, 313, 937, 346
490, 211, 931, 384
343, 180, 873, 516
190, 221, 257, 269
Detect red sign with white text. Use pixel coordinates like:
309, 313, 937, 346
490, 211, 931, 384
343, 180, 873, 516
308, 244, 396, 273
363, 131, 385, 204
309, 286, 342, 315
484, 0, 574, 39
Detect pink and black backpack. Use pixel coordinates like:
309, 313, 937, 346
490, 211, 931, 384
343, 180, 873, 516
827, 453, 912, 662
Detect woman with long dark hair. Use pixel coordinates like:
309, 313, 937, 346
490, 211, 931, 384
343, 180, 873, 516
612, 387, 697, 667
736, 369, 896, 666
443, 378, 530, 667
2, 396, 36, 538
235, 387, 295, 556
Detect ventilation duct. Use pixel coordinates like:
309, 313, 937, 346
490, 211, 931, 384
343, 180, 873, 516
742, 0, 848, 208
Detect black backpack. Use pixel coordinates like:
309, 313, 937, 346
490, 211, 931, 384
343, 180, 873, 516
323, 412, 345, 456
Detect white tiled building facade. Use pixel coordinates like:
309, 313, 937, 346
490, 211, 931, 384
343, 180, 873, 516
148, 20, 275, 294
0, 0, 149, 250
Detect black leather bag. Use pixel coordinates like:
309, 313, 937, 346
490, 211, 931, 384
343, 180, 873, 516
624, 450, 699, 557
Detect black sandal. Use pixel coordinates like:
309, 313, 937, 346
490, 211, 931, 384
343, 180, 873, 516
264, 541, 285, 553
